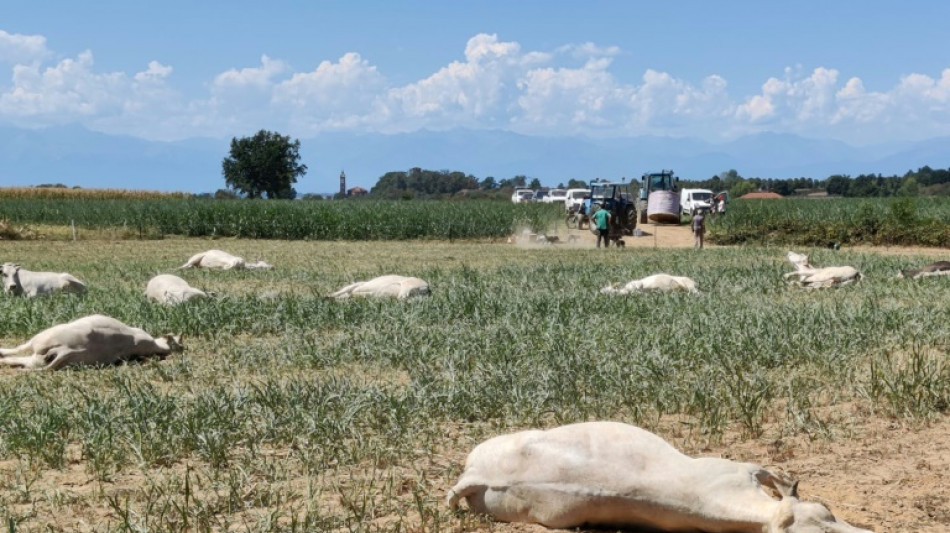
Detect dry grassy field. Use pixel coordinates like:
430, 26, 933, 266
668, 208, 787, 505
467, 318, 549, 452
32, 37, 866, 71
0, 234, 948, 532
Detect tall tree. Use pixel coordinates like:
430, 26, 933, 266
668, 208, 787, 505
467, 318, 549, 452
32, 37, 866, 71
480, 176, 498, 190
222, 130, 307, 199
824, 175, 851, 196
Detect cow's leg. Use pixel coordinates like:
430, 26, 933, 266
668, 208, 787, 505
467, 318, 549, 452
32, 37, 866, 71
43, 347, 99, 371
329, 282, 364, 299
446, 477, 489, 511
0, 353, 46, 370
0, 341, 34, 357
179, 254, 204, 269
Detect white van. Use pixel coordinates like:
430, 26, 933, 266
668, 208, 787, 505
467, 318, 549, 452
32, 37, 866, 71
511, 188, 534, 203
564, 188, 591, 212
680, 188, 714, 215
543, 188, 567, 204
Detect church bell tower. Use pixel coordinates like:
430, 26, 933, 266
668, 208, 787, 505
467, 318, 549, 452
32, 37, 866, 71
339, 170, 346, 196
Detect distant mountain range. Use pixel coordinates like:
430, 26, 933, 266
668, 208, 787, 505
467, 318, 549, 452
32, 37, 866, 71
0, 125, 947, 194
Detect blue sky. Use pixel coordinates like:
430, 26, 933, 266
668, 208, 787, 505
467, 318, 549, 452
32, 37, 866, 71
2, 2, 949, 153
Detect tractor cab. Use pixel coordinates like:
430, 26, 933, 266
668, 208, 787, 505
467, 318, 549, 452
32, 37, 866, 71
640, 170, 682, 224
644, 171, 677, 192
588, 181, 634, 212
584, 181, 638, 242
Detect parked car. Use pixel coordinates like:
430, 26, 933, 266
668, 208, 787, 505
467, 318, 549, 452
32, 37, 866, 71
532, 189, 550, 203
543, 188, 568, 204
564, 188, 591, 212
511, 188, 535, 203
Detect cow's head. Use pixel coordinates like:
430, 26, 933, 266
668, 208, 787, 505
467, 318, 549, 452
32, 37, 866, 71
786, 251, 813, 272
1, 263, 22, 295
152, 334, 185, 359
770, 498, 873, 533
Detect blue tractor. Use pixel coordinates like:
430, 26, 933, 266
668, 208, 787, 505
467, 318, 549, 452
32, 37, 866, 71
584, 180, 638, 246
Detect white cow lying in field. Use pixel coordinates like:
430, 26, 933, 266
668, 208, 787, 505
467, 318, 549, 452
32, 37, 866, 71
896, 260, 950, 279
784, 251, 862, 288
448, 421, 871, 533
180, 250, 272, 270
329, 275, 430, 300
1, 262, 87, 297
0, 314, 183, 371
146, 274, 209, 305
601, 273, 699, 294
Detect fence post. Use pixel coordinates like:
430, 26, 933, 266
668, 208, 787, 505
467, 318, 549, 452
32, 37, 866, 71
71, 219, 77, 242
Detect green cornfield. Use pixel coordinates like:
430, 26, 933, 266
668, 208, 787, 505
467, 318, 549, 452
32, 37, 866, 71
711, 197, 950, 247
0, 198, 560, 240
5, 194, 950, 246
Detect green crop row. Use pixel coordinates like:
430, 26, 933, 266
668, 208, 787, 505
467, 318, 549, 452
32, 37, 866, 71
711, 197, 950, 247
0, 198, 561, 240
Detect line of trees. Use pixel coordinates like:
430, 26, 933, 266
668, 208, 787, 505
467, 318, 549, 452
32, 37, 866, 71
681, 166, 950, 198
213, 129, 949, 201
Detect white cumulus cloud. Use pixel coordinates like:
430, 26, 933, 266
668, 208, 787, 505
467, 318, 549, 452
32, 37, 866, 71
0, 30, 49, 64
273, 52, 388, 134
1, 29, 949, 144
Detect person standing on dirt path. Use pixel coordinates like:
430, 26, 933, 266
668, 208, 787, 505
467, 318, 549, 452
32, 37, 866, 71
592, 206, 612, 248
692, 209, 706, 249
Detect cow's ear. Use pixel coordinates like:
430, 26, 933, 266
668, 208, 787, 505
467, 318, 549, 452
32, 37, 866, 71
757, 469, 799, 500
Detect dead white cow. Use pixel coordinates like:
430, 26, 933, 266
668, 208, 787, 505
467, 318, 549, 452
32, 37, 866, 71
784, 251, 862, 288
896, 260, 950, 279
1, 262, 87, 297
145, 274, 209, 305
0, 314, 183, 371
601, 273, 699, 294
180, 250, 272, 270
329, 275, 430, 300
448, 421, 872, 533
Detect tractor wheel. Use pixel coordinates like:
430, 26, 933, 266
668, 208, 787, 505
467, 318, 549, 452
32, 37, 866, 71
623, 205, 637, 233
566, 214, 579, 230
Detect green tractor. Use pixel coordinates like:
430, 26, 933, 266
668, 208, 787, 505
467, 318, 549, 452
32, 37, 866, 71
639, 169, 681, 224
